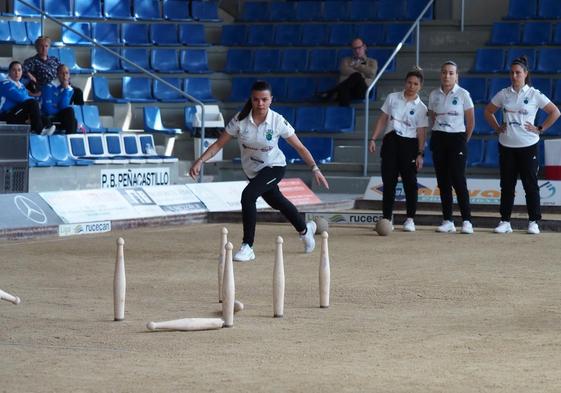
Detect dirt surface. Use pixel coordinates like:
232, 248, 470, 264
1, 223, 561, 392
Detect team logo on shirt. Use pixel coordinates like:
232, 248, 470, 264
524, 98, 529, 104
409, 110, 414, 115
265, 129, 273, 141
452, 98, 458, 105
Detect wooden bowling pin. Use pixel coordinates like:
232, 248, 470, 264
218, 227, 228, 303
147, 317, 224, 331
113, 237, 126, 321
273, 236, 285, 318
222, 242, 235, 327
0, 288, 21, 305
319, 232, 330, 308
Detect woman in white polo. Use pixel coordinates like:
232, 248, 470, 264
484, 56, 560, 234
189, 80, 329, 261
368, 67, 428, 232
428, 61, 475, 234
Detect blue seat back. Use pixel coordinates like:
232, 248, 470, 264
273, 106, 295, 125
150, 48, 180, 72
68, 135, 88, 157
179, 24, 207, 46
531, 78, 552, 97
138, 134, 159, 156
407, 0, 433, 20
123, 134, 141, 155
163, 0, 191, 21
122, 23, 150, 46
134, 0, 161, 20
229, 77, 255, 101
103, 0, 133, 19
26, 21, 41, 43
0, 21, 11, 43
92, 77, 112, 101
270, 2, 295, 21
467, 139, 484, 167
92, 47, 122, 72
267, 77, 287, 101
506, 0, 538, 19
279, 136, 333, 163
247, 24, 274, 46
324, 1, 349, 21
180, 49, 209, 73
328, 24, 354, 46
82, 105, 104, 131
301, 24, 328, 46
30, 135, 52, 162
221, 25, 247, 46
504, 48, 536, 71
9, 21, 29, 44
274, 24, 300, 46
280, 49, 307, 72
44, 0, 71, 17
92, 23, 120, 45
184, 78, 214, 102
355, 24, 384, 46
536, 48, 561, 73
123, 77, 153, 100
13, 0, 41, 16
522, 22, 551, 45
71, 105, 85, 131
153, 78, 184, 101
459, 77, 487, 104
308, 49, 337, 72
487, 77, 511, 101
104, 134, 123, 155
481, 139, 499, 168
49, 135, 72, 162
554, 23, 561, 45
538, 0, 561, 19
86, 134, 106, 156
62, 22, 92, 45
295, 1, 322, 21
473, 107, 498, 135
122, 48, 151, 72
150, 24, 179, 46
296, 107, 325, 132
377, 0, 406, 20
253, 49, 280, 72
225, 49, 253, 73
74, 0, 102, 19
324, 106, 355, 132
472, 48, 504, 73
191, 0, 220, 22
242, 1, 270, 21
488, 22, 521, 45
286, 77, 316, 102
384, 23, 414, 46
143, 106, 165, 131
368, 49, 396, 72
553, 79, 561, 104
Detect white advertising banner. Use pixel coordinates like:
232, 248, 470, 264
363, 177, 561, 206
142, 185, 207, 215
59, 221, 111, 237
100, 168, 171, 188
187, 181, 268, 212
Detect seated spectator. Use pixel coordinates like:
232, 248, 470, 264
41, 64, 77, 134
0, 61, 55, 135
318, 38, 378, 106
23, 36, 84, 105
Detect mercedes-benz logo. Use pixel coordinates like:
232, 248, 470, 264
14, 195, 48, 224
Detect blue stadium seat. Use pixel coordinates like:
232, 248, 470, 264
62, 22, 92, 46
324, 106, 355, 133
134, 0, 161, 20
487, 77, 511, 101
487, 22, 521, 45
122, 77, 156, 102
103, 0, 134, 20
163, 0, 191, 21
301, 24, 328, 46
350, 1, 377, 21
73, 0, 103, 19
86, 134, 126, 163
459, 77, 487, 104
9, 21, 30, 44
553, 79, 561, 104
67, 134, 108, 164
121, 23, 150, 46
316, 77, 337, 96
143, 106, 182, 135
473, 107, 496, 135
247, 24, 274, 46
355, 23, 385, 46
328, 24, 354, 46
538, 0, 561, 20
505, 0, 538, 19
151, 48, 181, 73
308, 49, 338, 72
270, 2, 295, 21
138, 133, 177, 161
479, 139, 499, 168
532, 78, 552, 97
93, 77, 128, 103
383, 23, 414, 46
0, 21, 12, 44
92, 48, 123, 73
522, 22, 551, 45
224, 49, 253, 73
504, 48, 536, 71
536, 48, 561, 73
44, 0, 71, 18
154, 78, 187, 102
280, 48, 308, 73
286, 77, 316, 102
221, 25, 247, 46
49, 135, 92, 166
274, 24, 300, 46
242, 1, 270, 21
71, 105, 86, 131
59, 47, 93, 74
368, 48, 396, 72
407, 0, 433, 20
472, 48, 505, 73
92, 23, 121, 45
179, 24, 208, 46
104, 134, 137, 163
295, 1, 322, 21
253, 49, 280, 72
377, 0, 406, 20
296, 107, 325, 132
10, 0, 41, 17
228, 77, 255, 101
180, 49, 210, 73
273, 106, 295, 125
279, 136, 333, 163
150, 23, 179, 46
26, 21, 41, 43
554, 23, 561, 45
29, 135, 56, 167
191, 1, 220, 22
423, 143, 433, 167
121, 48, 151, 72
536, 109, 561, 136
184, 78, 217, 103
324, 1, 349, 21
467, 139, 484, 167
83, 104, 119, 132
119, 134, 149, 163
267, 77, 287, 102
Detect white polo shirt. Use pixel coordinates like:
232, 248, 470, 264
428, 84, 474, 133
491, 84, 550, 148
225, 109, 295, 179
381, 91, 428, 139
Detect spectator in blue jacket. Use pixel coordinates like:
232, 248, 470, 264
0, 61, 55, 135
41, 64, 77, 134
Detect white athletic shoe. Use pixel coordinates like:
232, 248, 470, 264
233, 243, 255, 262
40, 125, 56, 136
436, 220, 456, 233
300, 221, 317, 253
494, 221, 513, 234
403, 218, 415, 232
461, 220, 474, 234
527, 221, 540, 235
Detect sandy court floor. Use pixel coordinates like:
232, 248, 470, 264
1, 222, 561, 392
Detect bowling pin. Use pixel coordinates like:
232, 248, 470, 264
319, 232, 330, 308
147, 317, 224, 331
113, 237, 126, 321
0, 288, 21, 305
222, 242, 235, 327
273, 236, 285, 318
218, 227, 228, 303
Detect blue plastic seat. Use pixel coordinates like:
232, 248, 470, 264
531, 78, 552, 97
0, 21, 12, 44
522, 22, 551, 45
459, 77, 487, 104
184, 78, 217, 103
44, 0, 71, 17
473, 107, 494, 135
73, 0, 103, 19
538, 0, 561, 19
49, 135, 92, 166
162, 0, 191, 21
480, 139, 499, 168
553, 79, 561, 104
228, 77, 255, 101
103, 0, 134, 20
407, 0, 433, 20
224, 49, 253, 73
150, 48, 181, 73
253, 49, 280, 72
316, 77, 337, 95
191, 1, 220, 22
270, 2, 295, 21
58, 47, 93, 74
324, 1, 349, 21
324, 106, 355, 133
267, 77, 287, 102
423, 143, 433, 167
10, 0, 41, 17
280, 49, 308, 73
120, 134, 150, 163
301, 24, 328, 46
9, 21, 30, 44
92, 23, 121, 45
536, 48, 561, 73
122, 77, 156, 102
179, 24, 208, 46
26, 21, 41, 43
355, 24, 385, 46
86, 134, 126, 163
154, 78, 187, 102
92, 48, 123, 73
242, 1, 270, 21
62, 22, 92, 46
273, 106, 295, 125
143, 106, 182, 135
247, 24, 274, 46
279, 136, 333, 164
383, 23, 413, 46
504, 48, 536, 71
29, 135, 56, 167
103, 134, 136, 162
472, 48, 505, 73
295, 1, 322, 21
328, 24, 354, 46
93, 76, 128, 103
286, 77, 316, 102
274, 24, 300, 46
150, 24, 179, 46
296, 107, 325, 132
67, 134, 108, 163
121, 23, 150, 46
138, 133, 177, 161
134, 0, 161, 20
180, 49, 210, 73
308, 49, 338, 72
488, 22, 521, 45
505, 0, 538, 19
377, 0, 406, 20
83, 105, 120, 132
487, 77, 511, 101
221, 25, 247, 46
368, 49, 396, 72
121, 48, 151, 73
467, 139, 484, 167
350, 1, 378, 21
553, 23, 561, 44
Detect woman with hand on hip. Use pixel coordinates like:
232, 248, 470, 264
484, 56, 560, 234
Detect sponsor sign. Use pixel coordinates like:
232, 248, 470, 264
143, 185, 207, 215
101, 168, 170, 188
279, 178, 322, 206
544, 139, 561, 180
59, 221, 111, 237
187, 181, 268, 212
305, 212, 383, 225
0, 193, 63, 229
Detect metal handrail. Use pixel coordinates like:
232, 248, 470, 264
362, 0, 435, 177
17, 0, 208, 181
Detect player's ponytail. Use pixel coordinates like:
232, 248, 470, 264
511, 55, 531, 85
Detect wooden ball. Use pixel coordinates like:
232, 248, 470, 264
375, 219, 392, 236
314, 217, 329, 234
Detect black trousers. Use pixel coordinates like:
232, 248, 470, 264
0, 99, 47, 133
430, 131, 471, 221
241, 166, 306, 246
70, 86, 84, 105
328, 72, 367, 107
381, 132, 418, 220
499, 142, 541, 222
49, 107, 77, 134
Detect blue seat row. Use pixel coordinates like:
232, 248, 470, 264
221, 23, 414, 47
0, 20, 40, 45
224, 48, 395, 74
6, 0, 220, 22
271, 106, 355, 133
488, 21, 561, 45
424, 139, 499, 168
29, 134, 92, 167
472, 47, 561, 73
61, 22, 208, 47
242, 0, 433, 22
72, 104, 121, 133
278, 136, 334, 164
460, 76, 560, 103
505, 0, 561, 20
472, 105, 561, 136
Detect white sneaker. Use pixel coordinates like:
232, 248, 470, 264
233, 243, 255, 262
40, 125, 56, 136
494, 221, 513, 234
300, 221, 317, 253
461, 220, 474, 234
436, 220, 456, 233
403, 218, 415, 232
527, 221, 540, 235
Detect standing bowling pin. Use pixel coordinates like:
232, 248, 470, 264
222, 242, 235, 327
146, 317, 224, 331
218, 227, 228, 303
113, 237, 126, 321
319, 232, 330, 308
0, 288, 21, 305
273, 236, 285, 318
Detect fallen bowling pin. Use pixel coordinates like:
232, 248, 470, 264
147, 317, 224, 331
218, 227, 228, 303
0, 289, 21, 305
234, 300, 244, 313
319, 231, 330, 308
273, 236, 285, 318
222, 242, 235, 327
113, 237, 126, 321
